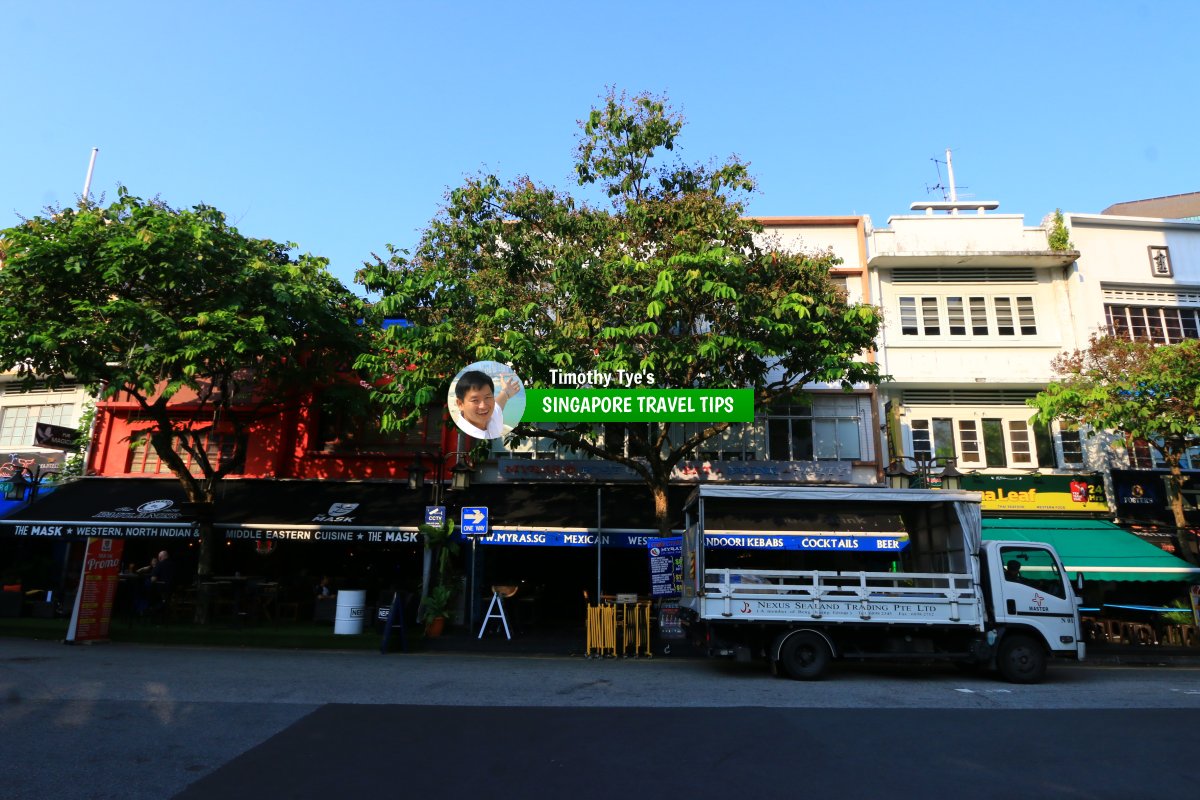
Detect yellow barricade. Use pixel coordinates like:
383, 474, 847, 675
585, 600, 653, 658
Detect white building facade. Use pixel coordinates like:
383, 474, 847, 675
0, 376, 91, 482
1061, 211, 1200, 558
867, 202, 1081, 477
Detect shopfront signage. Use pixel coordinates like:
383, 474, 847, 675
476, 528, 659, 548
6, 523, 196, 538
473, 528, 907, 551
1109, 470, 1200, 526
960, 474, 1109, 514
34, 422, 81, 450
222, 526, 421, 544
703, 532, 910, 551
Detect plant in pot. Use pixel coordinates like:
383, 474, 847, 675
421, 583, 454, 638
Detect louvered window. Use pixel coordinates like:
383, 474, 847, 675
1105, 304, 1200, 343
896, 295, 1037, 338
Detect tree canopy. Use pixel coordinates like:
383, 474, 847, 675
0, 189, 369, 594
1030, 334, 1200, 536
357, 91, 883, 532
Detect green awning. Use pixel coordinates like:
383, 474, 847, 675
982, 518, 1200, 583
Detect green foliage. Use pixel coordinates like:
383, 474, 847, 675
58, 402, 95, 477
418, 517, 459, 585
1162, 599, 1195, 626
356, 91, 883, 531
420, 583, 455, 624
1047, 209, 1073, 251
0, 189, 369, 577
1030, 335, 1200, 529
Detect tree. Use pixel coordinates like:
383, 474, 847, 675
357, 91, 883, 533
1030, 334, 1200, 546
0, 190, 368, 618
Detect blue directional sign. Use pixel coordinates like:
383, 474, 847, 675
424, 506, 446, 527
460, 506, 489, 535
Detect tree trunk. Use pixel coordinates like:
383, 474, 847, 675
1165, 463, 1196, 564
652, 483, 671, 537
193, 517, 218, 624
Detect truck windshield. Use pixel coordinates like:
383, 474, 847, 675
1001, 546, 1066, 599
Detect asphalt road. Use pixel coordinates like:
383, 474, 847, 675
3, 639, 1199, 799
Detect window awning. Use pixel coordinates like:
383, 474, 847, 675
982, 517, 1200, 582
0, 477, 430, 545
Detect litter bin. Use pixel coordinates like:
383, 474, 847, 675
334, 589, 366, 635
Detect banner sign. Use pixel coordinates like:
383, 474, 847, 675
496, 458, 852, 484
222, 526, 421, 544
6, 523, 196, 539
648, 536, 683, 598
474, 528, 659, 548
703, 532, 910, 552
960, 474, 1109, 513
66, 537, 124, 643
473, 529, 908, 551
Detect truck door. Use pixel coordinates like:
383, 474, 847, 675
997, 545, 1078, 646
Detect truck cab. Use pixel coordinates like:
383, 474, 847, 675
980, 539, 1085, 681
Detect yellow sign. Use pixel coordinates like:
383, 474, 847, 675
962, 475, 1109, 514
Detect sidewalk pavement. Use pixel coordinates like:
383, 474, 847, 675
421, 624, 1200, 666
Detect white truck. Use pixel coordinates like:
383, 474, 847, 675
677, 485, 1085, 683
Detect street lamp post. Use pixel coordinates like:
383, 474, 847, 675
3, 466, 59, 503
885, 455, 963, 491
408, 450, 475, 622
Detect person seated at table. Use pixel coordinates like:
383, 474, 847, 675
315, 575, 334, 600
149, 550, 176, 613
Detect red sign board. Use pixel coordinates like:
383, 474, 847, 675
66, 537, 124, 643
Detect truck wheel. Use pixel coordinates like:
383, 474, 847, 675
779, 632, 831, 681
996, 634, 1047, 684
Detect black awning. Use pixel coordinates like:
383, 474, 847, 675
0, 478, 196, 540
0, 477, 431, 545
0, 478, 689, 547
214, 479, 428, 545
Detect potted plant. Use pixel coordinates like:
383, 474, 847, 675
421, 583, 454, 637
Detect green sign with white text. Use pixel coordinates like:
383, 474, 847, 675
523, 389, 754, 423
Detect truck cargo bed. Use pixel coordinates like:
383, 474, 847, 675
684, 568, 983, 627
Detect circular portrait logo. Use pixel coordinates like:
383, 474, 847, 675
447, 361, 526, 440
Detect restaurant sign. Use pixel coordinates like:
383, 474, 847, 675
960, 474, 1108, 514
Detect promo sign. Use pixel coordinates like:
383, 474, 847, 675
647, 536, 683, 598
66, 537, 125, 643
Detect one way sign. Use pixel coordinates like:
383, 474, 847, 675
460, 506, 489, 535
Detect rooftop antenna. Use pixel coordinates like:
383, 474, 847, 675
913, 148, 998, 215
944, 148, 958, 206
81, 147, 99, 205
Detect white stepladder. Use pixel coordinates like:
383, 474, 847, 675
478, 584, 515, 639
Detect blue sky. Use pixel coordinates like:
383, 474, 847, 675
5, 1, 1197, 288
